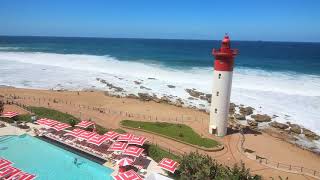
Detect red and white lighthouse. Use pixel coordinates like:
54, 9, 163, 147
209, 35, 238, 137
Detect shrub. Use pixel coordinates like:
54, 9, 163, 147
0, 100, 4, 114
0, 117, 14, 123
176, 151, 261, 180
15, 115, 33, 122
69, 119, 77, 127
178, 133, 184, 137
146, 144, 181, 163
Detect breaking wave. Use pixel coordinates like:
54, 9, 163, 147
0, 51, 319, 134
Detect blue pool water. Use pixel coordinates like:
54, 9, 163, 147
0, 134, 113, 180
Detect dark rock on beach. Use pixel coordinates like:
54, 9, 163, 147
174, 98, 184, 107
235, 114, 246, 120
160, 96, 171, 104
205, 94, 212, 103
229, 103, 236, 114
247, 120, 258, 127
137, 93, 153, 101
127, 94, 139, 99
199, 95, 206, 100
140, 86, 151, 90
269, 121, 289, 130
239, 106, 254, 116
288, 123, 302, 134
185, 88, 205, 98
251, 114, 271, 122
302, 128, 320, 140
167, 85, 175, 88
96, 78, 124, 92
151, 94, 161, 103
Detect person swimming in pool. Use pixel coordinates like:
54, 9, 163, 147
74, 158, 83, 167
74, 158, 78, 165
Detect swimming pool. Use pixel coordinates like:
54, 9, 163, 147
0, 134, 113, 180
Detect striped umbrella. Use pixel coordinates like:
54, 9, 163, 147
0, 158, 12, 170
112, 170, 142, 180
158, 158, 179, 173
107, 142, 128, 152
117, 158, 134, 167
104, 131, 120, 140
35, 118, 59, 127
64, 128, 86, 137
122, 146, 144, 158
6, 171, 37, 180
0, 166, 21, 179
128, 136, 147, 146
76, 131, 96, 140
117, 133, 133, 142
75, 120, 95, 128
1, 111, 18, 118
51, 123, 71, 131
87, 134, 110, 146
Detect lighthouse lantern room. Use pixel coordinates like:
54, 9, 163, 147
209, 35, 238, 137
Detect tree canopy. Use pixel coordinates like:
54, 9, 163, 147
174, 151, 261, 180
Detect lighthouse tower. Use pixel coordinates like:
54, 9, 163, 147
209, 35, 238, 137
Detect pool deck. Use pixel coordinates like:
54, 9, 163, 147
0, 122, 40, 137
0, 122, 168, 179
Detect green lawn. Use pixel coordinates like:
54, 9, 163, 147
28, 106, 79, 124
23, 106, 125, 134
147, 144, 181, 163
121, 120, 218, 148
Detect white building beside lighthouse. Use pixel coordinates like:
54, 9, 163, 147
209, 35, 238, 137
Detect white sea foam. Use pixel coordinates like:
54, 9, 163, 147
0, 51, 319, 136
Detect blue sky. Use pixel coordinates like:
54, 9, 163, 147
0, 0, 319, 42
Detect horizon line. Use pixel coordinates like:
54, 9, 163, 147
0, 34, 319, 44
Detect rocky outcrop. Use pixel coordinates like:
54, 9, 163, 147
174, 98, 184, 107
198, 94, 211, 103
151, 94, 161, 103
229, 103, 236, 114
302, 128, 320, 140
247, 120, 258, 127
96, 78, 124, 92
251, 114, 271, 122
167, 85, 175, 88
206, 94, 212, 103
148, 77, 156, 80
127, 94, 139, 99
137, 93, 153, 101
234, 114, 246, 120
134, 81, 141, 85
140, 86, 151, 90
288, 123, 301, 134
160, 96, 171, 104
269, 121, 289, 130
239, 106, 254, 116
185, 89, 205, 98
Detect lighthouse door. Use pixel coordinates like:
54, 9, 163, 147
211, 128, 216, 135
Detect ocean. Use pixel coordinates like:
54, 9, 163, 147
0, 36, 319, 135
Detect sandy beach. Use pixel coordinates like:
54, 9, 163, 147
1, 87, 319, 179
